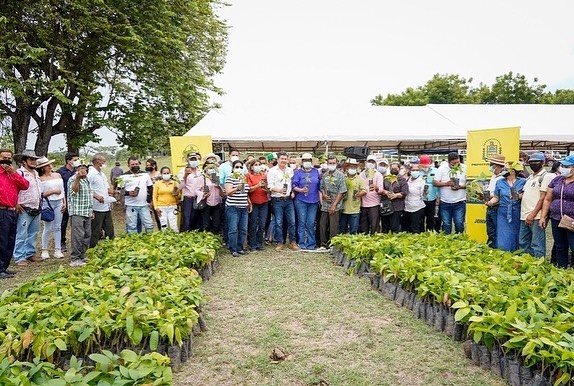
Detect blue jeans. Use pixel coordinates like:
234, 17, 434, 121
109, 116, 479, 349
551, 218, 574, 268
125, 205, 154, 234
42, 199, 64, 250
249, 203, 268, 249
519, 219, 546, 257
339, 213, 360, 235
440, 201, 466, 234
14, 211, 41, 262
272, 198, 296, 244
226, 205, 248, 253
294, 199, 318, 249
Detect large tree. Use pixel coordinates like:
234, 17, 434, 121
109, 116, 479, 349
0, 0, 227, 154
371, 72, 573, 106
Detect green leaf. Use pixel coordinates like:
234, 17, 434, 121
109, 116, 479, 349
150, 330, 159, 351
126, 315, 134, 337
54, 338, 67, 351
133, 327, 143, 345
454, 307, 471, 322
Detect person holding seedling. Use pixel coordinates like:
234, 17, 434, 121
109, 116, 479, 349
434, 152, 467, 234
340, 159, 367, 235
153, 167, 180, 232
292, 153, 321, 250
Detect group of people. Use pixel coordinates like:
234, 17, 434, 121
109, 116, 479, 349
1, 146, 573, 280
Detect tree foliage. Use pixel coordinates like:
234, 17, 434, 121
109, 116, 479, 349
0, 0, 227, 154
371, 72, 574, 106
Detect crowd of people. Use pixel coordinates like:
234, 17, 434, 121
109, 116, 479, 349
1, 147, 573, 279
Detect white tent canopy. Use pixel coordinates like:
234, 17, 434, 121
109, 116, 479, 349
185, 104, 574, 153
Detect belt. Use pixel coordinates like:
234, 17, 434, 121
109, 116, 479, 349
0, 206, 16, 211
272, 196, 291, 201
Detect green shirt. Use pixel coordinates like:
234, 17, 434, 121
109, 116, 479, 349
319, 170, 347, 212
342, 175, 367, 214
67, 175, 93, 217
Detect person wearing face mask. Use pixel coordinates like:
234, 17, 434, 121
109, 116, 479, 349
359, 155, 384, 234
339, 159, 367, 235
381, 161, 408, 233
152, 167, 180, 232
199, 159, 223, 235
486, 162, 526, 252
219, 148, 242, 186
120, 156, 154, 234
178, 152, 204, 231
56, 152, 79, 252
289, 156, 299, 171
518, 153, 556, 258
292, 153, 321, 250
318, 156, 347, 250
433, 152, 467, 234
145, 159, 160, 181
419, 155, 439, 232
225, 160, 250, 256
377, 158, 389, 177
540, 155, 574, 268
484, 154, 507, 248
246, 159, 269, 251
403, 162, 426, 233
87, 154, 117, 248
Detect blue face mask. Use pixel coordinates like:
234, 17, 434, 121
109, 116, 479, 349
489, 166, 495, 174
410, 171, 420, 179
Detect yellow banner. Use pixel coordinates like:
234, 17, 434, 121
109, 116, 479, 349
465, 127, 520, 243
169, 136, 213, 175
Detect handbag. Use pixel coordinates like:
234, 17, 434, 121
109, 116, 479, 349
558, 184, 574, 232
193, 176, 208, 210
379, 198, 394, 217
41, 199, 55, 222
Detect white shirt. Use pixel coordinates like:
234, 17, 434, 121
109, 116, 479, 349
520, 171, 556, 220
88, 168, 111, 212
405, 177, 426, 212
267, 165, 294, 198
434, 163, 467, 204
122, 172, 153, 207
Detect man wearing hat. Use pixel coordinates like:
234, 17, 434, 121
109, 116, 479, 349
340, 159, 367, 234
13, 149, 43, 266
485, 154, 507, 248
377, 158, 389, 176
419, 155, 440, 232
359, 155, 384, 234
179, 152, 204, 231
0, 149, 30, 278
519, 152, 556, 257
433, 152, 467, 234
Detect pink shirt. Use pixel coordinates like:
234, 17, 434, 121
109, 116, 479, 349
359, 170, 385, 208
196, 176, 222, 206
180, 170, 203, 198
17, 167, 42, 208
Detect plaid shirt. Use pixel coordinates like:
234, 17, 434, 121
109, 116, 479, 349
67, 175, 93, 217
17, 167, 42, 209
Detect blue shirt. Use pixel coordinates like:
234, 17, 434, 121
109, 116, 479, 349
57, 165, 75, 196
292, 168, 321, 204
422, 166, 439, 201
494, 177, 526, 209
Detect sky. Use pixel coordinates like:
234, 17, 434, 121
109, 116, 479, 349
47, 0, 574, 151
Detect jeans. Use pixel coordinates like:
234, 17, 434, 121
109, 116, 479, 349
519, 219, 546, 257
339, 213, 360, 234
440, 201, 466, 234
404, 208, 425, 233
382, 210, 403, 233
486, 206, 498, 248
60, 208, 69, 249
551, 218, 574, 268
294, 200, 318, 249
14, 211, 41, 262
272, 198, 296, 244
226, 205, 248, 253
249, 203, 268, 249
125, 205, 154, 234
423, 200, 436, 232
41, 199, 64, 250
202, 205, 222, 234
0, 209, 17, 271
90, 210, 115, 248
181, 196, 196, 232
70, 215, 91, 262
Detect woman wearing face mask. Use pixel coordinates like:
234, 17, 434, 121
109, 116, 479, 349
540, 155, 574, 268
152, 167, 180, 232
146, 159, 160, 181
246, 159, 269, 251
292, 153, 321, 249
381, 161, 409, 233
339, 159, 367, 235
486, 162, 526, 252
225, 160, 250, 257
199, 159, 223, 235
403, 162, 426, 233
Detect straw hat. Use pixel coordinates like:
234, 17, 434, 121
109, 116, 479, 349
203, 152, 221, 163
344, 158, 359, 168
35, 156, 55, 169
487, 154, 506, 166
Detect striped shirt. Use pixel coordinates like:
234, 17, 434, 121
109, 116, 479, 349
17, 167, 42, 209
225, 175, 249, 207
67, 175, 93, 217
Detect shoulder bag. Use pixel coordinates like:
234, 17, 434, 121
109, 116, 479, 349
41, 198, 55, 222
558, 183, 574, 232
194, 176, 208, 211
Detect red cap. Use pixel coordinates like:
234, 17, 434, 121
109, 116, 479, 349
420, 155, 432, 166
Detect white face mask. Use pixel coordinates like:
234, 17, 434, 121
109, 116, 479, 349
253, 165, 262, 173
560, 167, 572, 177
72, 160, 81, 168
189, 160, 199, 168
366, 163, 375, 170
290, 163, 297, 169
100, 164, 106, 169
302, 161, 312, 169
347, 168, 357, 176
207, 169, 216, 174
162, 174, 171, 181
230, 156, 239, 162
378, 166, 387, 174
328, 165, 336, 172
410, 171, 420, 179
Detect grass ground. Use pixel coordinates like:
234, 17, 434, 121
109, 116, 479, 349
174, 248, 504, 386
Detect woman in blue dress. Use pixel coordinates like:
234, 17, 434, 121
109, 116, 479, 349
486, 162, 527, 252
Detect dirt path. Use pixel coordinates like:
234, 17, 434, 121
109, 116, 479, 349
174, 248, 503, 386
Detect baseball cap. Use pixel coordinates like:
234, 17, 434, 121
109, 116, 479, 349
266, 152, 277, 161
366, 155, 377, 162
419, 155, 432, 166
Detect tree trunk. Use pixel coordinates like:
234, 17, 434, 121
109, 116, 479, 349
11, 100, 32, 154
33, 98, 59, 156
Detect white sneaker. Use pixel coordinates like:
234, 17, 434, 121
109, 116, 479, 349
41, 250, 50, 260
53, 250, 64, 259
69, 260, 86, 267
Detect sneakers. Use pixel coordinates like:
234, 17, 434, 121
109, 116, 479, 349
275, 243, 284, 251
53, 250, 64, 259
41, 250, 50, 260
15, 260, 28, 267
316, 247, 329, 252
290, 242, 300, 251
237, 250, 249, 255
231, 252, 240, 257
69, 260, 86, 267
